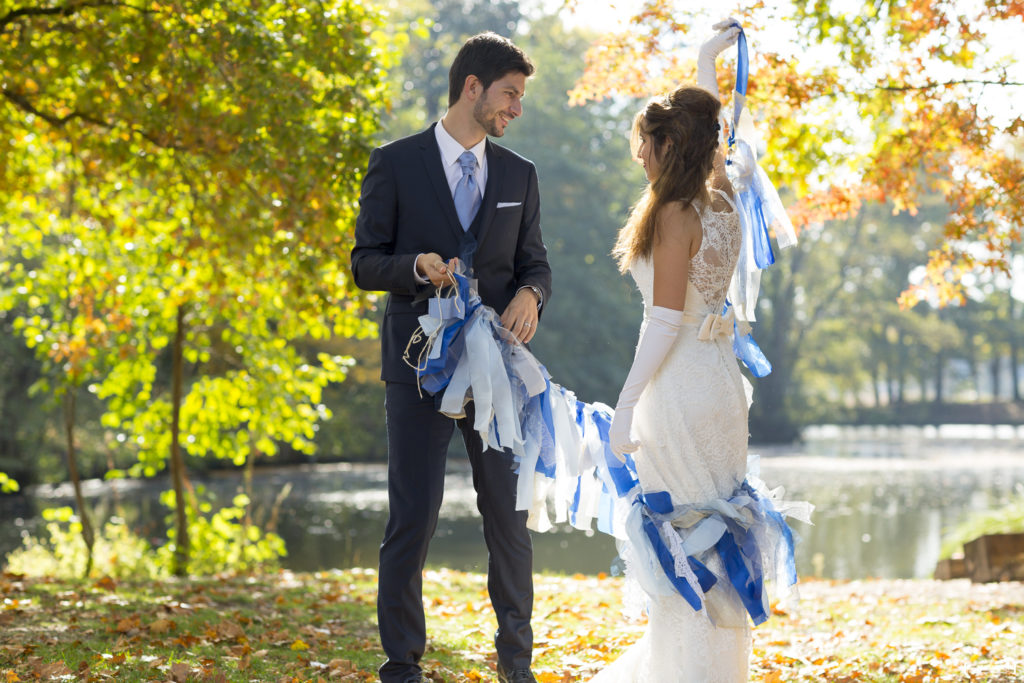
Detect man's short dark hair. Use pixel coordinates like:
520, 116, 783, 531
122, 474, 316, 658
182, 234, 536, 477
448, 32, 535, 106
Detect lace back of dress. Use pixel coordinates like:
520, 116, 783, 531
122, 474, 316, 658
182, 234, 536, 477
688, 191, 741, 314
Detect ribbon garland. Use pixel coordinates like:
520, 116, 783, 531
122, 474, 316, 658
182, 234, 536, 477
721, 21, 799, 378
405, 269, 812, 626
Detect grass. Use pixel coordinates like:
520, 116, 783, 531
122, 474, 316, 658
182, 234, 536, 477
1, 569, 1022, 681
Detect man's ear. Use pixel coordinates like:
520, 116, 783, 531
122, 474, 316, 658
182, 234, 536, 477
463, 74, 481, 101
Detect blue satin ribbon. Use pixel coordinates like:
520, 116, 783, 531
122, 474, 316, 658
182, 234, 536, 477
533, 380, 557, 477
570, 478, 583, 528
417, 273, 477, 393
727, 24, 748, 149
636, 492, 718, 605
745, 191, 776, 268
593, 409, 639, 497
732, 323, 772, 378
641, 490, 673, 515
723, 301, 772, 378
640, 511, 711, 611
744, 482, 798, 585
716, 528, 768, 625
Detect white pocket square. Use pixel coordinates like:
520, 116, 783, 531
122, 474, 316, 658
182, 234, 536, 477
496, 201, 522, 209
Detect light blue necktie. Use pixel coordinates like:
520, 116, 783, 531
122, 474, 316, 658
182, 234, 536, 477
453, 150, 480, 231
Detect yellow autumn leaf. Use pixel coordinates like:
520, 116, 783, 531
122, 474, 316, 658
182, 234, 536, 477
148, 617, 174, 634
290, 638, 310, 651
536, 672, 570, 683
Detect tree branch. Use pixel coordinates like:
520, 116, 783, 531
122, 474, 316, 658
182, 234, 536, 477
1, 1, 155, 32
879, 79, 1024, 92
4, 87, 98, 127
2, 1, 110, 31
3, 88, 185, 150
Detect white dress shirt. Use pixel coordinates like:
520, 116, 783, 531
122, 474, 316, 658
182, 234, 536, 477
413, 120, 486, 285
435, 118, 488, 195
412, 121, 542, 309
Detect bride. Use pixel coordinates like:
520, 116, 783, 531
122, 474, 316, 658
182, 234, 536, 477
596, 21, 775, 682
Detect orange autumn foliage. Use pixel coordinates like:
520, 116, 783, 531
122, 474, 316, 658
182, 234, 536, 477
568, 0, 1024, 306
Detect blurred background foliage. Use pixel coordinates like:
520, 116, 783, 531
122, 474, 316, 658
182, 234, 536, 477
2, 0, 1022, 493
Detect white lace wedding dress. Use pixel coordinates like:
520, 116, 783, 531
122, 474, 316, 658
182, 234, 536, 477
591, 191, 752, 682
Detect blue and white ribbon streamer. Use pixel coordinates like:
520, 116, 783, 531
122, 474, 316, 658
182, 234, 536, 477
407, 270, 812, 626
721, 23, 799, 356
727, 25, 748, 150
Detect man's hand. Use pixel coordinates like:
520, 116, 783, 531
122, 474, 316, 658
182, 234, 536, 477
500, 288, 540, 343
416, 253, 459, 288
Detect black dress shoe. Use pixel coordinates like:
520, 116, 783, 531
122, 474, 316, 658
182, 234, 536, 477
402, 676, 423, 683
496, 665, 537, 683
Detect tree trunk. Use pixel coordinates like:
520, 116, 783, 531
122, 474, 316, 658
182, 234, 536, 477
871, 360, 882, 407
934, 351, 945, 405
242, 437, 258, 564
918, 370, 930, 403
991, 356, 1002, 401
1011, 291, 1022, 402
896, 330, 906, 405
1013, 340, 1022, 403
63, 388, 95, 577
57, 167, 95, 576
974, 359, 984, 400
747, 262, 801, 443
169, 305, 190, 576
886, 363, 896, 406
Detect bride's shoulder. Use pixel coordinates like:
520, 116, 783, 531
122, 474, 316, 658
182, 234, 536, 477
655, 200, 702, 244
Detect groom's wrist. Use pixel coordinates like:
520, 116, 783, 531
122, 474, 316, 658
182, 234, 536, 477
517, 284, 543, 309
413, 253, 431, 284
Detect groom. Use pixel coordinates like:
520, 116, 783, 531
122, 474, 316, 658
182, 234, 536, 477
351, 32, 551, 683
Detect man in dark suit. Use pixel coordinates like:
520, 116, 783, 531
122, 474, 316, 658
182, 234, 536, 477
351, 32, 551, 683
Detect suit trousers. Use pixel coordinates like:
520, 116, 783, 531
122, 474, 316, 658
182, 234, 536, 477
377, 381, 534, 682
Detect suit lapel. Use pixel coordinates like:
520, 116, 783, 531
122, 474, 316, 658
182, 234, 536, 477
473, 140, 503, 245
419, 124, 465, 243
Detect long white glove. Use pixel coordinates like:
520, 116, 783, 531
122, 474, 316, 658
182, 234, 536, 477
608, 306, 684, 457
697, 19, 741, 100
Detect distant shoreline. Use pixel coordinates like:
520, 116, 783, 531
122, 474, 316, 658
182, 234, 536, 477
823, 401, 1024, 427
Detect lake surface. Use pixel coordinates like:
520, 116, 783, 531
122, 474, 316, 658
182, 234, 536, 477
3, 425, 1024, 580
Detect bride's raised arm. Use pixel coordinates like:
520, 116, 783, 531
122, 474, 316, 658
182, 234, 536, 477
696, 18, 740, 101
696, 20, 740, 204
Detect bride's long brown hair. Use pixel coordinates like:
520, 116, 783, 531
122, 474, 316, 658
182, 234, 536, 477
613, 86, 722, 273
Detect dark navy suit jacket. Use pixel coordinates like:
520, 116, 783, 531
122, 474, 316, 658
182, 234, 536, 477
351, 123, 552, 384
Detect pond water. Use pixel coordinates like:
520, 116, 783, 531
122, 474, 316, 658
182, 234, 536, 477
3, 425, 1024, 580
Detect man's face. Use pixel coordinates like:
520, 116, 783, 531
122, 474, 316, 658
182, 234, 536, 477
473, 72, 527, 137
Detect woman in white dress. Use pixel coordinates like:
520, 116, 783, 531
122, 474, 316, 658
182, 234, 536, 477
596, 23, 770, 683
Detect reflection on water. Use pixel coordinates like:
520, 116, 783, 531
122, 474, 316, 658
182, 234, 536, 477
2, 425, 1023, 580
